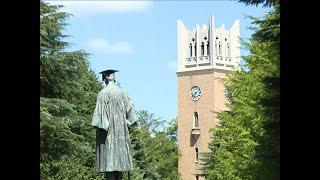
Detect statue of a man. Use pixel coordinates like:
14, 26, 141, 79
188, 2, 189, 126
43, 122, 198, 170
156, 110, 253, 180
92, 69, 137, 180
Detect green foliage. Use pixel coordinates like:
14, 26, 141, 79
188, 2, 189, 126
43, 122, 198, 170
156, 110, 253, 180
135, 110, 167, 135
40, 1, 102, 114
238, 0, 279, 7
128, 112, 180, 180
40, 1, 179, 179
166, 118, 178, 143
40, 97, 99, 179
41, 155, 105, 180
40, 0, 69, 55
40, 1, 103, 179
248, 4, 280, 47
202, 2, 279, 180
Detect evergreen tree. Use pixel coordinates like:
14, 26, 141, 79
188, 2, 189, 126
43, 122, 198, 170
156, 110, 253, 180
40, 0, 101, 114
202, 1, 279, 179
40, 1, 179, 179
40, 1, 104, 179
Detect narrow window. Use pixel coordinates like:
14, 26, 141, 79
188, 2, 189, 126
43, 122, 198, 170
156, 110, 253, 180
189, 43, 192, 57
201, 42, 204, 56
194, 112, 199, 127
195, 148, 199, 161
194, 43, 197, 56
225, 42, 230, 58
196, 175, 199, 180
218, 42, 221, 55
207, 42, 210, 55
215, 37, 219, 56
215, 42, 218, 55
226, 43, 229, 57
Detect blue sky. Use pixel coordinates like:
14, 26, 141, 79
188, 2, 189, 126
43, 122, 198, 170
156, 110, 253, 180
46, 1, 271, 122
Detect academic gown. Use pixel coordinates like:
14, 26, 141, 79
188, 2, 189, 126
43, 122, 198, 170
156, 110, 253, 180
92, 84, 136, 172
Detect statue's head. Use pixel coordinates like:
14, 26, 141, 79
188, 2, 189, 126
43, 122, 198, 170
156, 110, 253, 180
99, 69, 118, 84
106, 72, 115, 82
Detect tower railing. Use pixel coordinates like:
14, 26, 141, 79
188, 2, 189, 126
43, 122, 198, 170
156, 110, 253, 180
186, 57, 197, 66
198, 56, 210, 65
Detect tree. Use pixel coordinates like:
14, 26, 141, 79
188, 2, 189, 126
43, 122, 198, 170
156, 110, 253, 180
202, 1, 279, 179
238, 0, 279, 7
40, 1, 102, 114
128, 111, 180, 180
40, 1, 179, 179
40, 1, 103, 179
166, 117, 178, 143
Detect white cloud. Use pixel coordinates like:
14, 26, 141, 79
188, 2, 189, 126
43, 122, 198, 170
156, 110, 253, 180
167, 60, 177, 71
88, 38, 133, 54
45, 1, 153, 15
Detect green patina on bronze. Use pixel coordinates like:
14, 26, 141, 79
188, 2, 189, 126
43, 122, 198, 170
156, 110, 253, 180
92, 76, 136, 173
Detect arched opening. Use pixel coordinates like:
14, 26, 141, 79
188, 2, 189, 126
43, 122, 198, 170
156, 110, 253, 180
201, 42, 204, 56
194, 112, 199, 127
215, 37, 219, 56
195, 147, 199, 161
215, 42, 218, 55
207, 42, 210, 55
189, 43, 192, 57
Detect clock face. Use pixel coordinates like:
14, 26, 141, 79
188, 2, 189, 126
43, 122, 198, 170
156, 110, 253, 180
190, 86, 201, 101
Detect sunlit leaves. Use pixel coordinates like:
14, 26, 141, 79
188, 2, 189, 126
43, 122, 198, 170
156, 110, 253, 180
202, 1, 279, 179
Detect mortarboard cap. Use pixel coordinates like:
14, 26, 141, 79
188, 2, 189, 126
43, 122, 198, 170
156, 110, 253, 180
99, 69, 119, 81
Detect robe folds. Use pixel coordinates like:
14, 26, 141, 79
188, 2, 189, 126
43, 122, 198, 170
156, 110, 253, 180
92, 85, 137, 172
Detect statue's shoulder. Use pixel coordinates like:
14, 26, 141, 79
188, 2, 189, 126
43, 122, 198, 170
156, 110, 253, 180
97, 87, 107, 97
120, 88, 128, 96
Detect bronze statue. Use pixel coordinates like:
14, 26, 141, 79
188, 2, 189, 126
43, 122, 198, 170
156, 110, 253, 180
92, 69, 136, 180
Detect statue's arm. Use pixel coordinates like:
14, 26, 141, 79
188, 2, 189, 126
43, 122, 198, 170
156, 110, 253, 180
92, 93, 101, 127
125, 94, 137, 127
92, 93, 109, 131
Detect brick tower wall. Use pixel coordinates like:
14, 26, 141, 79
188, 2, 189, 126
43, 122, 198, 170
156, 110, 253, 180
177, 69, 229, 180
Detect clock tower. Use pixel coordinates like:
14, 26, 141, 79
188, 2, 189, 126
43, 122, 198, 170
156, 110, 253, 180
177, 16, 240, 180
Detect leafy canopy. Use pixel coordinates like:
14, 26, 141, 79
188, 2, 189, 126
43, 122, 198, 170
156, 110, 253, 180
40, 2, 179, 179
202, 1, 279, 179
